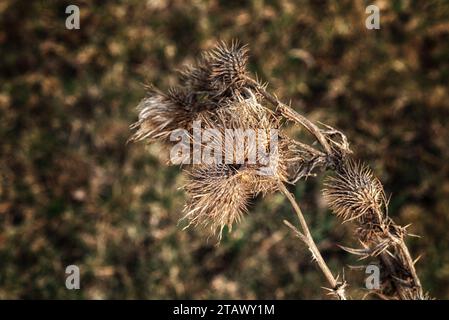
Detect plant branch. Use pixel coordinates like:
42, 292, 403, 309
398, 241, 424, 298
278, 181, 347, 300
245, 76, 333, 155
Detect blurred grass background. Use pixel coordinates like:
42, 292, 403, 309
1, 0, 449, 299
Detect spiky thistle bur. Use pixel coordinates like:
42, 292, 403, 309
322, 160, 387, 224
129, 86, 261, 144
130, 41, 257, 144
129, 86, 202, 142
322, 160, 426, 300
182, 124, 292, 236
180, 40, 249, 99
182, 95, 292, 236
207, 40, 249, 91
183, 159, 291, 238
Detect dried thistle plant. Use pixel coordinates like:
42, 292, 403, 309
323, 160, 427, 299
131, 40, 426, 300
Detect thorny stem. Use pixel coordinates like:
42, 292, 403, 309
398, 241, 424, 299
367, 209, 424, 299
278, 181, 347, 300
248, 74, 346, 299
289, 139, 325, 157
248, 75, 425, 299
378, 241, 423, 300
379, 252, 408, 300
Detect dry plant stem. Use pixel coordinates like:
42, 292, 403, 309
278, 182, 347, 300
378, 253, 407, 300
387, 239, 424, 299
245, 76, 333, 155
249, 75, 424, 299
398, 241, 423, 295
379, 243, 423, 300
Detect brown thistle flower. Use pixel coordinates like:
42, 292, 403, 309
323, 159, 425, 299
206, 40, 249, 92
322, 160, 386, 223
183, 153, 291, 238
130, 40, 425, 299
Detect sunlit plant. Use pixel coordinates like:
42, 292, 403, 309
131, 41, 427, 300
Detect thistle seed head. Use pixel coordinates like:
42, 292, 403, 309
130, 84, 218, 143
196, 94, 289, 195
183, 164, 253, 238
183, 129, 291, 237
129, 87, 197, 142
206, 40, 249, 91
179, 40, 249, 100
322, 160, 386, 223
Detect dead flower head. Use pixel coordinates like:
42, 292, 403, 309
183, 164, 253, 238
183, 130, 291, 237
180, 40, 249, 100
322, 159, 387, 223
129, 86, 201, 142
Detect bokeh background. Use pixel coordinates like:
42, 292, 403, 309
1, 0, 449, 299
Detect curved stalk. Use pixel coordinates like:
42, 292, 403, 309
278, 181, 347, 300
